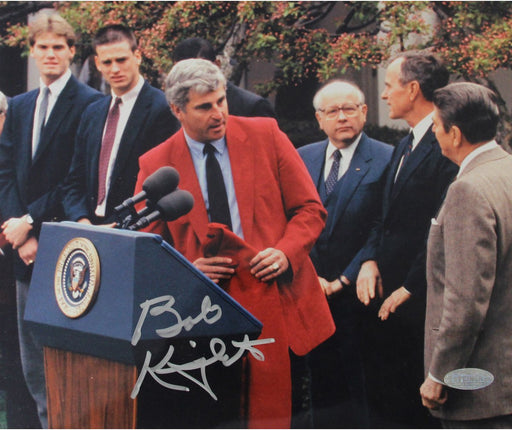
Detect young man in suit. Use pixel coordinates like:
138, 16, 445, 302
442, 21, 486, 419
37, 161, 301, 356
63, 24, 180, 225
421, 82, 512, 428
133, 58, 334, 428
298, 80, 393, 428
172, 37, 276, 118
0, 12, 102, 427
355, 51, 458, 428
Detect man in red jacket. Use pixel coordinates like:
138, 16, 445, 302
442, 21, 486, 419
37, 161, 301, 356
134, 58, 334, 428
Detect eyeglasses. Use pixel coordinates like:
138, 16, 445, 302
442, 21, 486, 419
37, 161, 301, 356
318, 104, 361, 119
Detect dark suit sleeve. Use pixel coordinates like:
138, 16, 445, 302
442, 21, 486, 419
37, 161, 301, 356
0, 103, 27, 221
151, 104, 180, 146
403, 156, 458, 295
251, 98, 276, 118
62, 116, 91, 222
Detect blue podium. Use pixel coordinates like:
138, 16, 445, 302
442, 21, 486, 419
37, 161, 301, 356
25, 222, 262, 428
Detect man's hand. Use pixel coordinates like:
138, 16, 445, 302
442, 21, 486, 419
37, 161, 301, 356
378, 286, 411, 320
2, 216, 32, 249
356, 260, 383, 305
250, 247, 289, 283
193, 256, 236, 284
420, 377, 447, 410
319, 276, 347, 297
18, 236, 38, 266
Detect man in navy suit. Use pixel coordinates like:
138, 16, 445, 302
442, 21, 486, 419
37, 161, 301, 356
0, 12, 101, 427
172, 37, 276, 118
356, 51, 458, 428
298, 80, 393, 428
63, 24, 180, 225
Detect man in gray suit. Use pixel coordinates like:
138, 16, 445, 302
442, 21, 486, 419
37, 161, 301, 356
421, 82, 512, 427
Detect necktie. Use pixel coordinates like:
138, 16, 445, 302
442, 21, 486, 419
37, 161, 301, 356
204, 143, 232, 229
97, 97, 122, 205
395, 131, 414, 182
325, 150, 342, 195
33, 86, 50, 158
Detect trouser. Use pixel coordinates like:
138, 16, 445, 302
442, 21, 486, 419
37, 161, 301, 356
442, 414, 512, 429
16, 278, 47, 428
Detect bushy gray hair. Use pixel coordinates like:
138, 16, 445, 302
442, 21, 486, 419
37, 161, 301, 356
313, 80, 365, 111
165, 58, 226, 110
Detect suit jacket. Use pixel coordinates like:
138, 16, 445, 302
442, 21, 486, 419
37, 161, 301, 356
425, 146, 512, 420
360, 127, 458, 320
226, 81, 275, 118
0, 75, 101, 280
63, 81, 180, 224
299, 133, 393, 284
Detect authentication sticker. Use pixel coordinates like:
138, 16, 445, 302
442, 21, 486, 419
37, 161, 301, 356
54, 237, 100, 318
444, 368, 494, 390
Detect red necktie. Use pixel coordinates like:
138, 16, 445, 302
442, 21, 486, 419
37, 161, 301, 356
97, 97, 122, 205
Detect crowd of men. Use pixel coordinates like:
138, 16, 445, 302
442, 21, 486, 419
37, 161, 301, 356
0, 10, 511, 429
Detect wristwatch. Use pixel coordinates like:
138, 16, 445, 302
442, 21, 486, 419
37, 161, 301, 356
23, 214, 34, 225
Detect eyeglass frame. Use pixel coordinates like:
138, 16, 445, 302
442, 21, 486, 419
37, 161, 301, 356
317, 103, 363, 119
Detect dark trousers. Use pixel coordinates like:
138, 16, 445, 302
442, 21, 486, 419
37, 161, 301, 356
442, 414, 512, 429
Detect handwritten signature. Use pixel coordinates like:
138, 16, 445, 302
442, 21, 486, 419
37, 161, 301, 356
130, 295, 274, 399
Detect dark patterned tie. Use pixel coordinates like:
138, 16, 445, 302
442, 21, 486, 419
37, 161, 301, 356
204, 143, 232, 229
395, 131, 414, 182
325, 150, 342, 195
97, 97, 122, 205
33, 86, 50, 158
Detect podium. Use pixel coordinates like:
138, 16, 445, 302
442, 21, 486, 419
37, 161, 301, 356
25, 222, 262, 428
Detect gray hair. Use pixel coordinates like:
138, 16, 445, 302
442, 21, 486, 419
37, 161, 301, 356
0, 91, 7, 114
433, 82, 499, 144
165, 58, 226, 110
313, 80, 365, 111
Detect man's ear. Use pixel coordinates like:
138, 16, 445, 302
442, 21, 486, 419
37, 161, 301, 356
451, 125, 463, 147
408, 80, 421, 102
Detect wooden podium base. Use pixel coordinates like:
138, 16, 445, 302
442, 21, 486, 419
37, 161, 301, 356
44, 347, 137, 429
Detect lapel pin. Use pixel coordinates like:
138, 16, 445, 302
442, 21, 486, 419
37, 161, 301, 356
356, 168, 361, 171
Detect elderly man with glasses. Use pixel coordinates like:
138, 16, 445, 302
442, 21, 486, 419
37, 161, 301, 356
298, 79, 393, 428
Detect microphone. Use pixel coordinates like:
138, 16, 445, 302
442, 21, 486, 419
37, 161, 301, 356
128, 189, 194, 231
114, 166, 180, 214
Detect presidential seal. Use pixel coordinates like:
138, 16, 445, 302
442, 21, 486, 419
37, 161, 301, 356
54, 237, 100, 318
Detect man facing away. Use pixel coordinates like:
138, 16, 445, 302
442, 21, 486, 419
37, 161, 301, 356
133, 58, 334, 428
63, 24, 180, 225
421, 82, 512, 429
355, 51, 458, 428
298, 80, 393, 428
0, 12, 102, 427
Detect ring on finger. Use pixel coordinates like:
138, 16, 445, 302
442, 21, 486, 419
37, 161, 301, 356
271, 262, 279, 272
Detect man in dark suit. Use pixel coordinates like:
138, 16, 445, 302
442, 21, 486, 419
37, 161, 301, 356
63, 24, 180, 225
421, 82, 512, 428
172, 37, 276, 118
298, 80, 393, 428
0, 13, 101, 427
356, 51, 458, 428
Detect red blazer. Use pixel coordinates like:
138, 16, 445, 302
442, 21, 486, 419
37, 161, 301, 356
135, 116, 335, 427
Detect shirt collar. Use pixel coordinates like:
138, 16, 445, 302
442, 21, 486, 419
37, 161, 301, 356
326, 133, 362, 159
184, 130, 227, 158
411, 112, 434, 148
458, 140, 498, 178
111, 75, 144, 104
40, 68, 71, 98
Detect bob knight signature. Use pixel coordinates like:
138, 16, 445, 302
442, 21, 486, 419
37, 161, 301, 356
130, 295, 274, 400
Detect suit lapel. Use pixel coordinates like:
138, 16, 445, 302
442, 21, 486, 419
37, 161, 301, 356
170, 131, 210, 244
18, 91, 38, 190
304, 140, 328, 189
391, 127, 435, 201
109, 82, 151, 190
327, 134, 371, 237
88, 97, 111, 198
226, 118, 255, 241
32, 76, 78, 164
